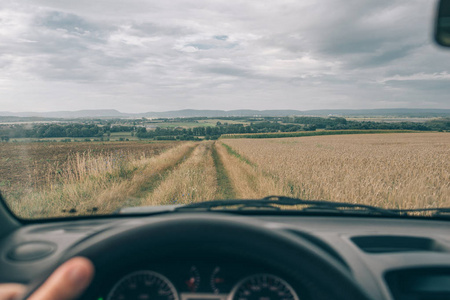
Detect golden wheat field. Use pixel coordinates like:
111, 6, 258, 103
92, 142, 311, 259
222, 133, 450, 209
2, 132, 449, 218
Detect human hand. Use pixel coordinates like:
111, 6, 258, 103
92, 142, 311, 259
0, 257, 94, 300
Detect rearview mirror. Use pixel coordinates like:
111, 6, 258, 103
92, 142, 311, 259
435, 0, 450, 46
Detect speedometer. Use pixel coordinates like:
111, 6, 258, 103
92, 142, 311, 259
107, 271, 179, 300
229, 274, 299, 300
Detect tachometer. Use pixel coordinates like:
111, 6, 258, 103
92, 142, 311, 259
107, 271, 179, 300
229, 274, 299, 300
185, 266, 200, 292
211, 266, 228, 294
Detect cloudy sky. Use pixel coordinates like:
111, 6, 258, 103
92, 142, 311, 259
1, 0, 449, 112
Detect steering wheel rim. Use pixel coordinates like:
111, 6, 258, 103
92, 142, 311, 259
23, 213, 372, 300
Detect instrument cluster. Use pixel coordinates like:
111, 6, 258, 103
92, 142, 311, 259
103, 260, 300, 300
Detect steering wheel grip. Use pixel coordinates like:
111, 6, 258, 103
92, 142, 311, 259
22, 214, 372, 300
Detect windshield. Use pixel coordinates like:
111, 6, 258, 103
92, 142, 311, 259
0, 0, 449, 219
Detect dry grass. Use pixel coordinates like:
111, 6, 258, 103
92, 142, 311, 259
7, 142, 195, 218
90, 142, 196, 212
143, 141, 218, 205
222, 133, 450, 209
215, 142, 286, 199
0, 141, 175, 194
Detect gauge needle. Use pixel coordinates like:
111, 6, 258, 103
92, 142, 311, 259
186, 278, 196, 290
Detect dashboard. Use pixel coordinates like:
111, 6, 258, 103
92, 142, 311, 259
1, 212, 450, 300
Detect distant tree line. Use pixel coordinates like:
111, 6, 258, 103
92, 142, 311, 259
0, 124, 106, 139
136, 127, 214, 140
1, 117, 449, 141
135, 122, 294, 140
281, 116, 348, 128
281, 116, 450, 131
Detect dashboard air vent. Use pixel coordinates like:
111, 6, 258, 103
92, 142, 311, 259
351, 235, 448, 253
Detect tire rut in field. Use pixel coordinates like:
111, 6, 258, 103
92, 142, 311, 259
128, 144, 198, 201
217, 141, 286, 199
212, 141, 236, 199
83, 142, 199, 214
143, 141, 218, 206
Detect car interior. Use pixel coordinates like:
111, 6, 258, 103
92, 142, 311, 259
1, 1, 450, 300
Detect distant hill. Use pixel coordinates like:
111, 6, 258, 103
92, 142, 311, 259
1, 108, 449, 119
0, 109, 125, 118
141, 109, 308, 118
301, 109, 450, 118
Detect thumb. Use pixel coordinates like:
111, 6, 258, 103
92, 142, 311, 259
0, 284, 27, 300
28, 257, 94, 300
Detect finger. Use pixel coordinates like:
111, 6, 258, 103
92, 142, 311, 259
28, 257, 94, 300
0, 284, 27, 300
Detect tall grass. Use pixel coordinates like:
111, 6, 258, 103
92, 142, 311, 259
8, 142, 195, 218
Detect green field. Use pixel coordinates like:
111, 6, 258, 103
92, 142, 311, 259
109, 132, 139, 141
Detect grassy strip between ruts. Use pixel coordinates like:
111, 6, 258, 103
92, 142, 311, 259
220, 129, 421, 139
215, 142, 287, 199
128, 145, 197, 199
212, 142, 236, 199
143, 142, 218, 206
221, 143, 256, 166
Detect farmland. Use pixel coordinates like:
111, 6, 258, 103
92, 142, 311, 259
1, 132, 449, 218
222, 133, 450, 209
0, 141, 179, 199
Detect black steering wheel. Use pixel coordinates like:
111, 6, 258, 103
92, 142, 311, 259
23, 213, 372, 300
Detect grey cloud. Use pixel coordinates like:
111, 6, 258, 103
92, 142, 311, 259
1, 0, 450, 112
131, 22, 195, 37
187, 43, 215, 50
37, 11, 94, 33
291, 1, 428, 68
345, 43, 422, 69
214, 35, 228, 40
384, 78, 450, 91
202, 66, 250, 77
